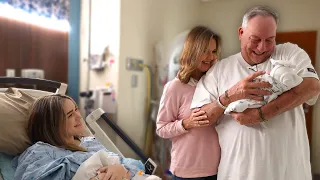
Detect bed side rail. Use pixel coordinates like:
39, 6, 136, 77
0, 77, 67, 94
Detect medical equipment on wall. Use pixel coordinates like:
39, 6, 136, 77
85, 0, 108, 98
89, 54, 106, 70
80, 83, 116, 117
89, 46, 110, 70
21, 69, 45, 79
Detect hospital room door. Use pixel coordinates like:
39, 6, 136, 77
276, 31, 317, 147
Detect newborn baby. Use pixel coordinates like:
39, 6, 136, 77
73, 150, 160, 180
224, 59, 303, 114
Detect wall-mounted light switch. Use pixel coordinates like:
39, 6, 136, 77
131, 74, 138, 88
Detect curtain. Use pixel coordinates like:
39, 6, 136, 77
4, 0, 69, 21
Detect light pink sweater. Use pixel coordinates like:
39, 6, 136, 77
156, 78, 220, 178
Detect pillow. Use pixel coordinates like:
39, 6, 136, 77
0, 153, 15, 180
0, 88, 91, 155
0, 88, 36, 155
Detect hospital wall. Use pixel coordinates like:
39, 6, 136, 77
79, 0, 120, 107
79, 0, 121, 150
79, 0, 201, 158
79, 0, 320, 171
198, 0, 320, 174
117, 0, 201, 157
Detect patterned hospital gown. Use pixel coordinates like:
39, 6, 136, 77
12, 137, 145, 180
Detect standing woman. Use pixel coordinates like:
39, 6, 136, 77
156, 26, 221, 180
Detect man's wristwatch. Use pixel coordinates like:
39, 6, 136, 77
217, 96, 227, 110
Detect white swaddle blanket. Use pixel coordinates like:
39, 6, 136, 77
73, 150, 161, 180
225, 59, 303, 114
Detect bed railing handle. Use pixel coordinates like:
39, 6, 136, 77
0, 77, 67, 94
100, 113, 157, 175
86, 108, 157, 175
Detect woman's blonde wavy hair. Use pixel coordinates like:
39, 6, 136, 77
28, 94, 87, 152
177, 26, 221, 84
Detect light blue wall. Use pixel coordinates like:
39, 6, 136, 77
68, 0, 81, 103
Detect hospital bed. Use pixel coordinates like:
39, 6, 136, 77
0, 77, 156, 179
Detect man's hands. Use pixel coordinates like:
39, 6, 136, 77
230, 108, 262, 125
224, 71, 271, 126
226, 71, 272, 104
182, 108, 209, 130
200, 103, 221, 125
189, 71, 272, 127
211, 71, 271, 126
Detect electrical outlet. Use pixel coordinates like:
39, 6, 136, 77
126, 58, 143, 71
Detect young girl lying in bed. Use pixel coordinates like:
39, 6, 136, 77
12, 94, 149, 180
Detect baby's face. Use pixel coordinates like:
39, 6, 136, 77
271, 65, 301, 88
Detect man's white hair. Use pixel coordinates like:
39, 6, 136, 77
242, 5, 279, 29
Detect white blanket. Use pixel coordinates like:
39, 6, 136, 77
73, 150, 161, 180
224, 59, 303, 114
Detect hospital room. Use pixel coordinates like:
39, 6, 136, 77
0, 0, 320, 179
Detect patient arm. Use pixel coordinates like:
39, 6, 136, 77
261, 78, 320, 119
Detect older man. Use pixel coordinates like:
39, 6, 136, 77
191, 5, 320, 180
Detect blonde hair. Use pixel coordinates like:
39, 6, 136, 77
28, 94, 87, 152
177, 26, 221, 84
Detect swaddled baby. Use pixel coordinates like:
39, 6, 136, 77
73, 150, 160, 180
224, 59, 303, 114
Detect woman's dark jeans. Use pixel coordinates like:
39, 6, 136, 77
172, 174, 217, 180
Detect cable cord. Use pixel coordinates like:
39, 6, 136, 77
139, 64, 154, 157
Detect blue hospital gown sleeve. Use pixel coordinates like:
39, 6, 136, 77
121, 157, 145, 179
13, 142, 92, 180
13, 137, 145, 180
